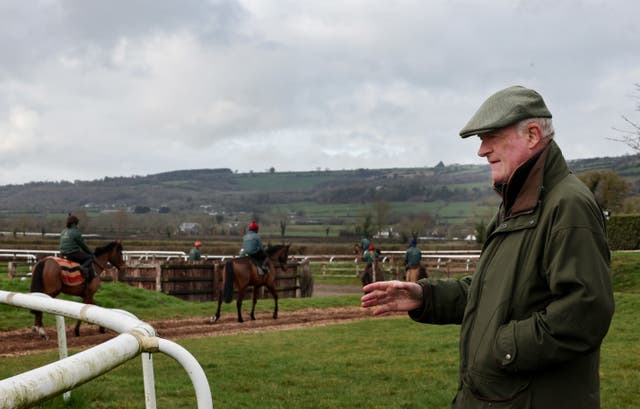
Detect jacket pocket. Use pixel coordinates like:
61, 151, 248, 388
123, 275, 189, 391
455, 381, 532, 409
464, 368, 531, 405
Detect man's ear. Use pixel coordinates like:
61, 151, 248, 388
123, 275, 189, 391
526, 122, 544, 148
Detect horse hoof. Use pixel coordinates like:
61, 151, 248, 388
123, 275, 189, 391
209, 316, 219, 323
36, 327, 48, 340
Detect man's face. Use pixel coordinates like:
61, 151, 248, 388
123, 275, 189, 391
477, 123, 533, 185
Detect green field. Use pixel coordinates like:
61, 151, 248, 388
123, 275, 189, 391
0, 251, 638, 408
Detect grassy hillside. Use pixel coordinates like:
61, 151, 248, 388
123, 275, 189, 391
1, 153, 639, 242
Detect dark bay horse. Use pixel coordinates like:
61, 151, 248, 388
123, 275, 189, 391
355, 243, 384, 286
30, 240, 126, 339
212, 244, 290, 323
405, 264, 428, 282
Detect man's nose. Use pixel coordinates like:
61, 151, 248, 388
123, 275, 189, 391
477, 140, 490, 157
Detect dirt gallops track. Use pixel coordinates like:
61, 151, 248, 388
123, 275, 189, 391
0, 306, 399, 358
0, 284, 402, 357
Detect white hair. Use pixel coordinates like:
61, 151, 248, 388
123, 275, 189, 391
517, 117, 555, 140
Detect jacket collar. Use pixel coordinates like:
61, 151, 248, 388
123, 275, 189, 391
494, 140, 569, 219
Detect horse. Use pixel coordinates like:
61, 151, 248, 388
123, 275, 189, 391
405, 264, 428, 282
29, 240, 126, 339
356, 243, 384, 287
212, 244, 290, 323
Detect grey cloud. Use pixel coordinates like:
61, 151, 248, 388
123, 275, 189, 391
0, 0, 639, 184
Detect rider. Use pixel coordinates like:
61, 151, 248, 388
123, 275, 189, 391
241, 221, 269, 274
59, 214, 94, 281
404, 238, 427, 279
361, 243, 379, 288
359, 237, 370, 258
189, 241, 202, 261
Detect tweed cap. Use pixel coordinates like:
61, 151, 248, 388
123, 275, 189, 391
459, 86, 552, 138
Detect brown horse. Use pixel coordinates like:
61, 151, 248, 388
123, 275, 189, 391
405, 264, 428, 282
356, 243, 384, 286
212, 244, 290, 323
30, 240, 126, 339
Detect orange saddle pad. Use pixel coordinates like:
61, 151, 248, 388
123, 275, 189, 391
50, 257, 85, 286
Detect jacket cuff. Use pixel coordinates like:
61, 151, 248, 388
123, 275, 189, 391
408, 279, 432, 322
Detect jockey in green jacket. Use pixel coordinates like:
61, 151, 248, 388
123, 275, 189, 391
59, 214, 94, 280
241, 221, 269, 274
189, 241, 202, 261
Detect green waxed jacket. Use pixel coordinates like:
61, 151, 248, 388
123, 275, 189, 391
410, 141, 614, 409
59, 225, 92, 255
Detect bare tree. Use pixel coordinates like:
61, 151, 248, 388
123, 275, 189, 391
609, 83, 640, 152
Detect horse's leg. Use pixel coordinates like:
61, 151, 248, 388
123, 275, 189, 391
32, 310, 48, 340
250, 286, 259, 321
212, 292, 223, 323
236, 285, 245, 323
30, 260, 59, 340
266, 282, 279, 320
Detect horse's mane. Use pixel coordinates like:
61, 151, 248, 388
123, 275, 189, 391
266, 244, 290, 261
266, 244, 287, 254
94, 241, 122, 256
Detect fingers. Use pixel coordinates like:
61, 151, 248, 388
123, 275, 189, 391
372, 304, 393, 316
360, 286, 398, 311
360, 290, 383, 307
362, 279, 402, 294
360, 280, 423, 314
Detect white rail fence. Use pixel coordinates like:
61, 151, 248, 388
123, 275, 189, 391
289, 250, 481, 279
0, 290, 213, 409
1, 248, 481, 284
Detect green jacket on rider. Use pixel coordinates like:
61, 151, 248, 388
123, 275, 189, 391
59, 225, 92, 256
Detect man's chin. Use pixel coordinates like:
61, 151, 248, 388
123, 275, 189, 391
490, 172, 507, 185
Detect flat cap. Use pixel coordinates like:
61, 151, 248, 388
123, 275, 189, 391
459, 85, 552, 138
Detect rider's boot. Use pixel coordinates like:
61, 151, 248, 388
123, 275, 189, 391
81, 259, 94, 281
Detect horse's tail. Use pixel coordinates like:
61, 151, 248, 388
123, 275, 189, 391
30, 260, 46, 293
223, 261, 234, 303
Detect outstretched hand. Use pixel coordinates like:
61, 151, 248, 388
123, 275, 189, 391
360, 280, 423, 315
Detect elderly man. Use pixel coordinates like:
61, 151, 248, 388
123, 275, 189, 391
361, 86, 614, 409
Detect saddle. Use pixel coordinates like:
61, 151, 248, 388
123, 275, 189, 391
250, 257, 270, 275
238, 255, 269, 275
50, 257, 86, 286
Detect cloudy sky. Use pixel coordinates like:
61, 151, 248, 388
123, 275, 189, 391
1, 0, 639, 185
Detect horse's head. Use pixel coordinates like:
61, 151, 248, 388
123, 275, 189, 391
267, 244, 290, 269
95, 240, 126, 271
